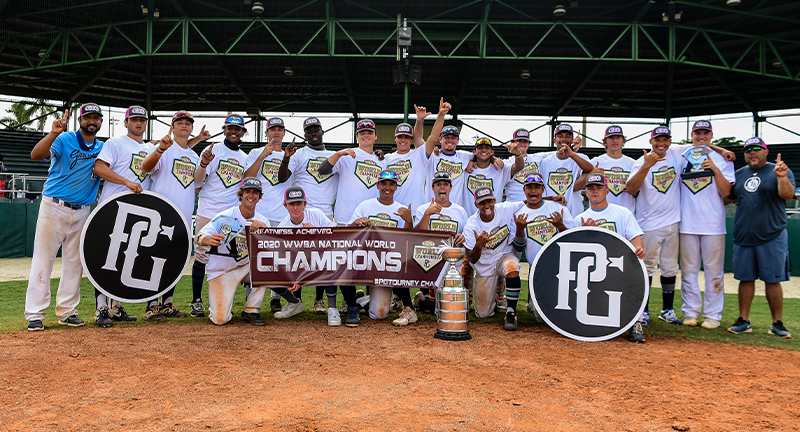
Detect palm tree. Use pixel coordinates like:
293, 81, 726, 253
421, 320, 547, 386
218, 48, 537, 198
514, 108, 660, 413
0, 99, 62, 131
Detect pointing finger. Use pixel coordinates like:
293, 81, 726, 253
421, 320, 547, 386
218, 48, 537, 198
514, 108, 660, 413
777, 153, 782, 163
63, 109, 69, 119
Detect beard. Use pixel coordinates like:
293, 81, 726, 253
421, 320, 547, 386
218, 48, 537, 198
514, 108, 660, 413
80, 123, 99, 136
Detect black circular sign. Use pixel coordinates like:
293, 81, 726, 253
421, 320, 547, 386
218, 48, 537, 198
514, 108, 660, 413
80, 191, 191, 303
530, 226, 648, 342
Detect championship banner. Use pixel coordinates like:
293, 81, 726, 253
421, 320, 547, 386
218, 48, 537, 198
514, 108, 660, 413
248, 227, 452, 288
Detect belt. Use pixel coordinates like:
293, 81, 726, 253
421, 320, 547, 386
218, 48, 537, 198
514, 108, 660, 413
52, 197, 87, 210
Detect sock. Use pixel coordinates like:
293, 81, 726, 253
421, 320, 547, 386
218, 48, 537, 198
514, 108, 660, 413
148, 300, 159, 308
646, 276, 653, 313
272, 288, 299, 304
162, 287, 175, 305
394, 288, 414, 311
505, 276, 521, 313
191, 261, 206, 301
661, 275, 676, 310
95, 289, 107, 310
323, 286, 337, 308
110, 299, 120, 308
316, 286, 324, 301
340, 286, 357, 307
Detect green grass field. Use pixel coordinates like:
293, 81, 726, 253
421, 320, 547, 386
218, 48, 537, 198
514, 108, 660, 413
4, 277, 796, 350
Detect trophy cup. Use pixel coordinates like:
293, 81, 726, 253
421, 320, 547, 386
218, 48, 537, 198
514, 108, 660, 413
434, 239, 472, 341
681, 145, 713, 180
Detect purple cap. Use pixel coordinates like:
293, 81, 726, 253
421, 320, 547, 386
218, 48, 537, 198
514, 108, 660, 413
692, 120, 712, 132
284, 185, 306, 203
743, 137, 767, 150
586, 173, 607, 187
303, 117, 322, 130
512, 128, 530, 141
554, 124, 574, 136
604, 125, 624, 138
473, 186, 495, 203
124, 105, 147, 120
651, 126, 671, 139
266, 117, 285, 129
523, 173, 544, 186
395, 123, 413, 137
356, 119, 376, 133
172, 111, 194, 124
79, 103, 103, 118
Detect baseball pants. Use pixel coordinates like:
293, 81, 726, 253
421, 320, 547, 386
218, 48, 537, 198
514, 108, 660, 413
207, 265, 265, 325
367, 285, 394, 320
680, 234, 726, 321
24, 197, 91, 321
473, 253, 520, 318
641, 222, 680, 278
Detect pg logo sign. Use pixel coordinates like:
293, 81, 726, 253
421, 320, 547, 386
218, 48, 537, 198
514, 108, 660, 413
80, 191, 191, 302
530, 227, 648, 342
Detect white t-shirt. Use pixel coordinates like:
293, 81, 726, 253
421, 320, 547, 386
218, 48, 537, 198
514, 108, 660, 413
576, 203, 643, 241
278, 207, 336, 228
287, 146, 339, 217
463, 201, 525, 277
196, 143, 250, 219
462, 162, 513, 217
146, 143, 200, 226
331, 147, 386, 224
429, 150, 474, 207
538, 152, 590, 218
384, 145, 432, 214
97, 135, 151, 204
348, 198, 408, 228
414, 200, 469, 234
199, 206, 268, 280
246, 148, 292, 222
678, 149, 735, 235
503, 152, 553, 203
629, 144, 690, 232
591, 153, 637, 214
514, 200, 576, 265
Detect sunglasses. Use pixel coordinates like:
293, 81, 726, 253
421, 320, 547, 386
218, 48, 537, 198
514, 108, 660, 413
744, 146, 764, 153
379, 171, 398, 181
475, 138, 491, 146
225, 116, 244, 125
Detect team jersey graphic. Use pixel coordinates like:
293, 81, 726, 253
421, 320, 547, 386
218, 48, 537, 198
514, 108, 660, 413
306, 157, 334, 183
435, 159, 464, 180
651, 166, 676, 193
604, 167, 629, 197
129, 151, 148, 182
216, 158, 244, 188
354, 160, 382, 188
591, 218, 617, 232
367, 213, 398, 228
681, 175, 713, 194
484, 225, 510, 250
260, 157, 282, 186
386, 160, 412, 186
512, 160, 539, 184
526, 215, 558, 246
171, 156, 197, 188
548, 168, 574, 195
429, 215, 458, 233
466, 174, 493, 195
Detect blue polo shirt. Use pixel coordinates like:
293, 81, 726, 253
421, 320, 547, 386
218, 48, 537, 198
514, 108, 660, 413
41, 131, 104, 206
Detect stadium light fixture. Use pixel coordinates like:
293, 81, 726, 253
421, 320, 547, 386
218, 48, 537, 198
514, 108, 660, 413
284, 67, 294, 76
252, 2, 264, 14
553, 4, 566, 17
520, 70, 531, 79
726, 0, 741, 6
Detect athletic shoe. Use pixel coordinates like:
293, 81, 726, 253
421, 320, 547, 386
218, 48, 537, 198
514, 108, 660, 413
274, 301, 303, 319
342, 290, 367, 314
769, 321, 793, 339
641, 310, 650, 325
160, 303, 187, 318
389, 294, 403, 313
504, 311, 517, 331
270, 298, 283, 313
58, 315, 85, 327
658, 308, 682, 325
314, 299, 326, 314
701, 318, 720, 329
412, 291, 426, 310
727, 317, 752, 334
684, 316, 698, 327
345, 306, 360, 327
629, 322, 645, 343
393, 307, 418, 327
145, 305, 166, 323
526, 297, 536, 314
95, 308, 112, 328
240, 311, 266, 326
28, 320, 44, 331
189, 300, 205, 318
533, 309, 545, 324
109, 305, 137, 322
327, 308, 342, 326
495, 297, 508, 314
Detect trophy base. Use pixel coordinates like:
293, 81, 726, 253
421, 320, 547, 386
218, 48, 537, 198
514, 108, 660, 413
434, 329, 472, 341
680, 169, 713, 180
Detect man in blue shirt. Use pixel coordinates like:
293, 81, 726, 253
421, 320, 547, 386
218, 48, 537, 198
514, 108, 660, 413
24, 104, 105, 331
726, 137, 796, 338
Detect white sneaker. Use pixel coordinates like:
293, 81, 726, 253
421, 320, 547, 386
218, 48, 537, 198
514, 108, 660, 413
274, 301, 304, 319
392, 307, 418, 326
701, 318, 720, 329
327, 308, 341, 326
684, 316, 698, 327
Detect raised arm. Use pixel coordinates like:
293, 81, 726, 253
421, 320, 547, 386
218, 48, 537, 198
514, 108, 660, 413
412, 104, 429, 148
31, 109, 69, 160
424, 98, 451, 157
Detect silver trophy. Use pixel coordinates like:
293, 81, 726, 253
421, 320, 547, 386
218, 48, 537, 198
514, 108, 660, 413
434, 238, 472, 341
681, 145, 713, 180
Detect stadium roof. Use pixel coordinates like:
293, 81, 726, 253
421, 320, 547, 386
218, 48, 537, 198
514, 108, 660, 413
1, 0, 799, 120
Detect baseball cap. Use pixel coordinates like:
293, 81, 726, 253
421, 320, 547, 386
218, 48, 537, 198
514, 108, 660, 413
554, 124, 574, 136
356, 119, 376, 133
585, 173, 607, 187
692, 120, 713, 132
377, 170, 398, 184
473, 186, 495, 203
394, 123, 413, 137
651, 126, 671, 139
303, 117, 322, 130
432, 171, 452, 184
604, 125, 625, 138
512, 128, 530, 141
266, 117, 285, 129
171, 111, 194, 124
79, 103, 103, 117
743, 137, 767, 151
440, 125, 460, 137
283, 185, 306, 203
523, 173, 544, 186
223, 114, 246, 131
240, 177, 262, 191
474, 137, 492, 148
124, 105, 147, 120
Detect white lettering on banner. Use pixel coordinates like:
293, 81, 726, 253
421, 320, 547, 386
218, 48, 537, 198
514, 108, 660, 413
257, 250, 403, 272
555, 242, 624, 327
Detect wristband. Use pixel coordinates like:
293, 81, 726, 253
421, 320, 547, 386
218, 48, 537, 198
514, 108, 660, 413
157, 147, 166, 154
514, 152, 523, 158
200, 161, 208, 168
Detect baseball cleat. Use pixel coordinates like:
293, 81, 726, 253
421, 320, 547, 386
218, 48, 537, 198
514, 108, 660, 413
274, 300, 303, 319
145, 305, 166, 323
495, 297, 508, 314
701, 318, 720, 329
503, 311, 517, 331
727, 317, 752, 334
683, 316, 698, 327
240, 311, 266, 326
314, 299, 326, 314
769, 321, 792, 339
327, 308, 342, 326
270, 298, 283, 313
392, 307, 418, 327
629, 322, 645, 343
389, 294, 403, 313
412, 291, 426, 310
95, 308, 113, 328
345, 306, 360, 327
27, 320, 44, 331
189, 300, 205, 318
658, 308, 682, 325
110, 305, 137, 322
58, 315, 85, 327
160, 303, 187, 318
640, 310, 650, 325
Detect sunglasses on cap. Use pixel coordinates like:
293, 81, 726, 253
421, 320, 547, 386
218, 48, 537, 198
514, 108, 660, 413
378, 171, 398, 180
475, 138, 491, 146
225, 116, 244, 125
744, 146, 765, 153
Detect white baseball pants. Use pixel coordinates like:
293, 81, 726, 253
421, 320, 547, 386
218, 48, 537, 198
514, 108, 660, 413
473, 253, 520, 318
368, 286, 394, 320
193, 215, 211, 264
207, 264, 265, 325
679, 234, 726, 321
641, 222, 680, 278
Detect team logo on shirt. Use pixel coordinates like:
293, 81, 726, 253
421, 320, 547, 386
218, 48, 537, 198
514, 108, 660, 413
485, 225, 510, 250
744, 175, 761, 192
435, 159, 463, 180
171, 156, 197, 188
590, 218, 617, 232
526, 215, 558, 246
412, 240, 444, 272
651, 166, 676, 193
355, 160, 382, 188
604, 167, 629, 197
387, 160, 412, 186
129, 151, 148, 182
548, 168, 574, 195
513, 160, 539, 184
306, 157, 334, 183
216, 158, 245, 188
430, 215, 458, 233
466, 174, 493, 195
260, 157, 282, 186
681, 175, 713, 194
368, 213, 398, 228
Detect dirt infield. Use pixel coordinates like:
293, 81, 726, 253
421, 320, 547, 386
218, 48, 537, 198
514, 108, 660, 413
2, 321, 798, 432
